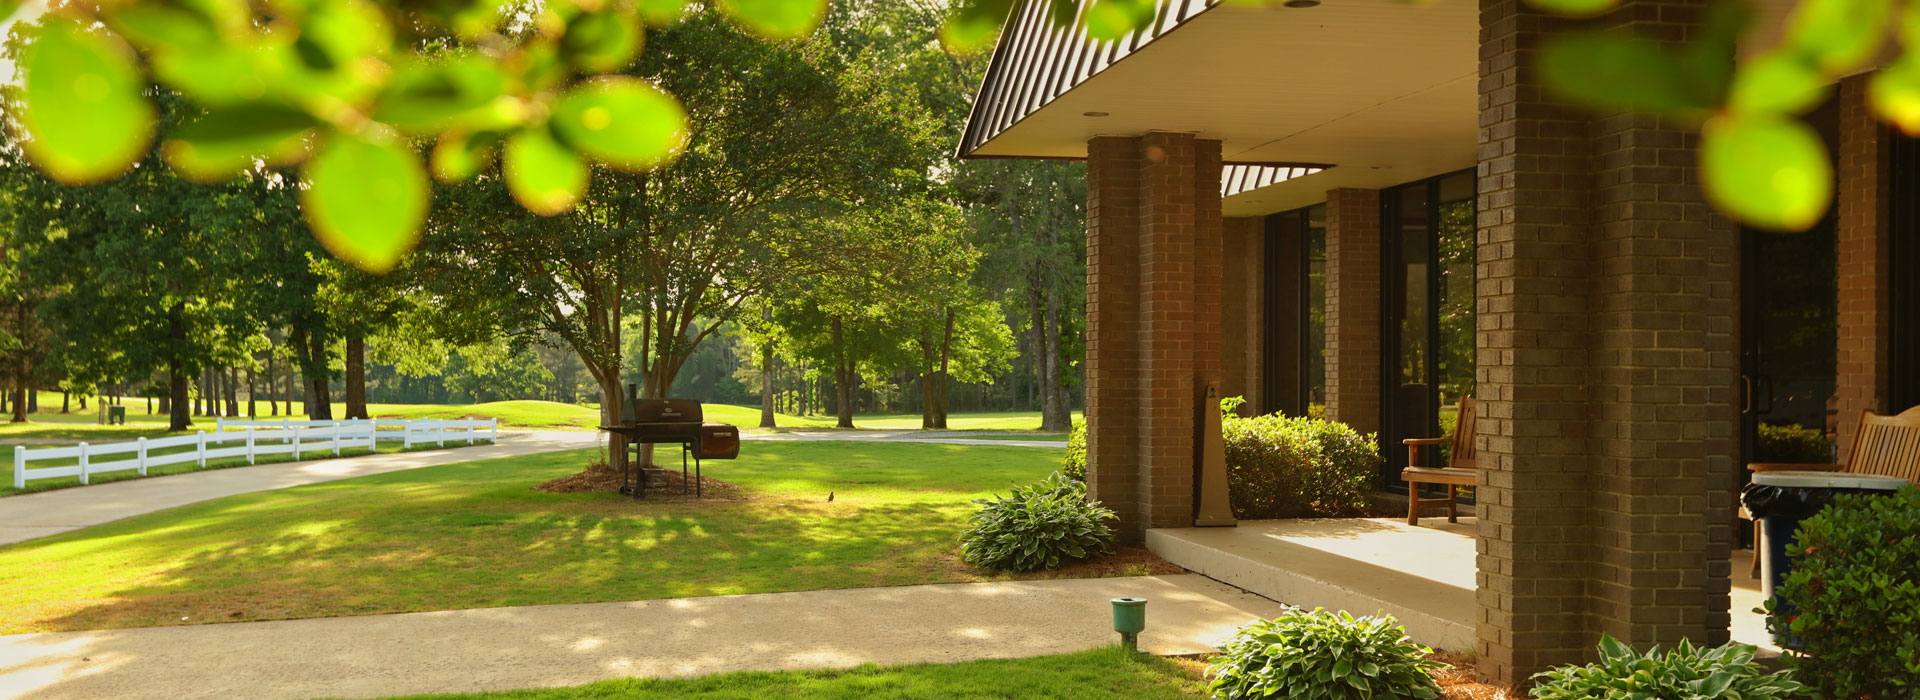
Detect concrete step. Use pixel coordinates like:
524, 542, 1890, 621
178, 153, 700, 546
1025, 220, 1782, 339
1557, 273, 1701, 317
1146, 518, 1477, 652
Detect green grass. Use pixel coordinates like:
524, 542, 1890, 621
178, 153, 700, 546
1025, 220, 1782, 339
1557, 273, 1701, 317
363, 647, 1206, 699
961, 433, 1070, 441
0, 441, 1070, 634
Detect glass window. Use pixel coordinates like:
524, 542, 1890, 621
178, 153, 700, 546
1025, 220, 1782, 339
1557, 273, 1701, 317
1305, 204, 1327, 413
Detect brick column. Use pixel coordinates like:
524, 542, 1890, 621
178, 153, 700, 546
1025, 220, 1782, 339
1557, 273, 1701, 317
1835, 74, 1893, 459
1222, 216, 1265, 414
1325, 188, 1382, 435
1085, 133, 1225, 541
1476, 0, 1733, 682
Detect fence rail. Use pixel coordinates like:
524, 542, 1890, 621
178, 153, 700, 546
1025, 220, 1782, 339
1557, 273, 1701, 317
12, 418, 499, 490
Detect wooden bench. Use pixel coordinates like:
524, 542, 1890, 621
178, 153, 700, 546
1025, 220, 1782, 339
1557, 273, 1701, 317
1402, 396, 1478, 526
1741, 405, 1920, 576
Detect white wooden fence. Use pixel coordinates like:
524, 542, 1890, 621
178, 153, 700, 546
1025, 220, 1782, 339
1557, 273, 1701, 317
11, 418, 498, 490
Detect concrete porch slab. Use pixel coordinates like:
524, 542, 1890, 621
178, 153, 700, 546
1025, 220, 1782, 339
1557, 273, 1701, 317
1148, 517, 1780, 655
1148, 518, 1477, 652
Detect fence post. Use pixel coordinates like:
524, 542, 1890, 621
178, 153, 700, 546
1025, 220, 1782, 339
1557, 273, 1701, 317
490, 418, 499, 442
196, 431, 207, 467
293, 428, 302, 460
78, 443, 90, 485
403, 422, 413, 449
217, 417, 226, 432
13, 446, 24, 490
246, 428, 256, 464
466, 419, 475, 445
137, 437, 148, 476
438, 422, 448, 447
331, 424, 341, 456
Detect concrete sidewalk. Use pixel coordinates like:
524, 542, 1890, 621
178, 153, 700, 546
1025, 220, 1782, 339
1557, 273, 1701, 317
0, 574, 1280, 700
0, 431, 600, 546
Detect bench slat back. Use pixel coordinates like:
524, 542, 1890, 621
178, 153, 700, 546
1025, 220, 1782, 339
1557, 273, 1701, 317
1848, 406, 1920, 484
1449, 396, 1479, 470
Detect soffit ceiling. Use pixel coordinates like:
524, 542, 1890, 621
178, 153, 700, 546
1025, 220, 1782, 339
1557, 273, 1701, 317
964, 0, 1810, 218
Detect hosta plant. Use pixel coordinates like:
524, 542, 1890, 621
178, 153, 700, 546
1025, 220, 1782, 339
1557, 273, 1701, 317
959, 472, 1116, 572
1529, 634, 1802, 700
1204, 609, 1444, 700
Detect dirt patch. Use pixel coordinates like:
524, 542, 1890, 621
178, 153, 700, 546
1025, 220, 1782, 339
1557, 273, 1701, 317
940, 547, 1187, 582
534, 465, 746, 502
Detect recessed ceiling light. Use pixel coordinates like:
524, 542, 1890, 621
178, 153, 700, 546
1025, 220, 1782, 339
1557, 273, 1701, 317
1083, 111, 1110, 117
1283, 0, 1320, 7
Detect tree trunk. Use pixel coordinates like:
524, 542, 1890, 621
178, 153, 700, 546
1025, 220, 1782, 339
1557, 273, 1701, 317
247, 366, 257, 418
226, 366, 239, 416
935, 307, 953, 430
344, 334, 368, 419
61, 390, 69, 414
6, 384, 21, 423
596, 368, 627, 474
1036, 285, 1072, 432
830, 317, 854, 429
286, 364, 295, 417
167, 303, 191, 430
759, 307, 776, 429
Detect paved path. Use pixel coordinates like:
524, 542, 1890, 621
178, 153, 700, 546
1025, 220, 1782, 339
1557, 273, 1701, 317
0, 575, 1279, 700
0, 431, 600, 547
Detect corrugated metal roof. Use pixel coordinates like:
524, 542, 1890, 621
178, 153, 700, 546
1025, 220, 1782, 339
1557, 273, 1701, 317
956, 0, 1218, 159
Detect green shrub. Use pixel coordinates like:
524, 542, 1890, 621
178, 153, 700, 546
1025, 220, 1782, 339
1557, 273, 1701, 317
1754, 422, 1834, 464
1220, 397, 1378, 519
959, 472, 1116, 572
1063, 423, 1086, 481
1205, 608, 1443, 700
1767, 486, 1920, 699
1529, 635, 1802, 700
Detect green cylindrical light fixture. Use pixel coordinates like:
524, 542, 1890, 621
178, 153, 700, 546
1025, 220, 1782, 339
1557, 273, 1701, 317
1111, 597, 1147, 652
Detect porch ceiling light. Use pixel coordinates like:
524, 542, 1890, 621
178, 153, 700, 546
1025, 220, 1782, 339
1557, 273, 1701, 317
1283, 0, 1320, 7
1083, 111, 1110, 117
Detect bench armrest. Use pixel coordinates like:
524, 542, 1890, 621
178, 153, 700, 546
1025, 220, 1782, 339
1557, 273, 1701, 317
1402, 437, 1449, 446
1747, 463, 1843, 473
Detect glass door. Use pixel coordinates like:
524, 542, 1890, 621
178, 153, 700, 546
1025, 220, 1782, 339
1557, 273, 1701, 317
1381, 172, 1476, 484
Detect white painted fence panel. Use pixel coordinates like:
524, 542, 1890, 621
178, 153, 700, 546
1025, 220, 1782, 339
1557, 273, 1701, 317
13, 418, 498, 489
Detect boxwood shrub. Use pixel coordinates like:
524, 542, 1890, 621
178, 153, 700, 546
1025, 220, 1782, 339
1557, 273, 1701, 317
1767, 486, 1920, 699
1529, 635, 1802, 700
1205, 608, 1444, 700
1220, 397, 1378, 519
1754, 422, 1834, 464
959, 472, 1116, 572
1063, 423, 1087, 481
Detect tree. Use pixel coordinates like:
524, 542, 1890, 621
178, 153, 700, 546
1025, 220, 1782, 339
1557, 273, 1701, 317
410, 10, 933, 468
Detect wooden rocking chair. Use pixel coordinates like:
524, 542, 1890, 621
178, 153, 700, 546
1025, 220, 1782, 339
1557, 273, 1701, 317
1741, 405, 1920, 576
1402, 396, 1478, 526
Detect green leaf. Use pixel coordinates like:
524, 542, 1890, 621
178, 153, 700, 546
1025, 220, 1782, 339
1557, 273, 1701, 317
1538, 31, 1719, 115
164, 103, 320, 181
1525, 0, 1619, 16
1085, 0, 1156, 41
16, 16, 156, 185
300, 130, 429, 274
376, 55, 511, 133
1785, 0, 1891, 74
1701, 113, 1832, 232
1729, 51, 1829, 114
550, 77, 689, 172
504, 128, 589, 215
1872, 57, 1920, 133
718, 0, 827, 40
639, 0, 694, 26
563, 8, 644, 72
941, 0, 1016, 52
431, 130, 502, 184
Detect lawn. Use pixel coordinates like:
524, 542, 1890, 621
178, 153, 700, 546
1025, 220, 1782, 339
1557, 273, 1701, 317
365, 647, 1207, 700
0, 441, 1075, 634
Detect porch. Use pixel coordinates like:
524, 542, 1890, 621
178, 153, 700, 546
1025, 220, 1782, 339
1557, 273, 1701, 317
1147, 519, 1776, 655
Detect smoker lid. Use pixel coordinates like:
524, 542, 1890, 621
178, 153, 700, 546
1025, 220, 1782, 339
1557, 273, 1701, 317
1751, 471, 1910, 490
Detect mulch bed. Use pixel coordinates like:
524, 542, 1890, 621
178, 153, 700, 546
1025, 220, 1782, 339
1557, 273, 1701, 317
1427, 651, 1517, 699
534, 465, 747, 502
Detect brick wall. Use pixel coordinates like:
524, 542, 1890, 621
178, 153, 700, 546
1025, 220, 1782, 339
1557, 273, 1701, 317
1835, 74, 1893, 460
1084, 133, 1226, 540
1221, 216, 1265, 414
1475, 0, 1733, 681
1325, 188, 1382, 435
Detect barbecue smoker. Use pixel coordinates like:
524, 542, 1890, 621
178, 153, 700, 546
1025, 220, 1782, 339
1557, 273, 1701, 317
599, 384, 740, 499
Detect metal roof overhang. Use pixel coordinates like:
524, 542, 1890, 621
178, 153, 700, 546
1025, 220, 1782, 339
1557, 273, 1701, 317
957, 0, 1480, 217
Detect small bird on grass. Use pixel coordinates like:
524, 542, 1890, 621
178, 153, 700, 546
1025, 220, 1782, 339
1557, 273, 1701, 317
827, 491, 835, 502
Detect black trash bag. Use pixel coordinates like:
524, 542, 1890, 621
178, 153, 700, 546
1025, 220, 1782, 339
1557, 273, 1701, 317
1741, 482, 1886, 520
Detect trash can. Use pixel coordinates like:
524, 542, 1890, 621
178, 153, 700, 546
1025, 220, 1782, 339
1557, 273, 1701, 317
1740, 470, 1908, 646
107, 406, 126, 425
